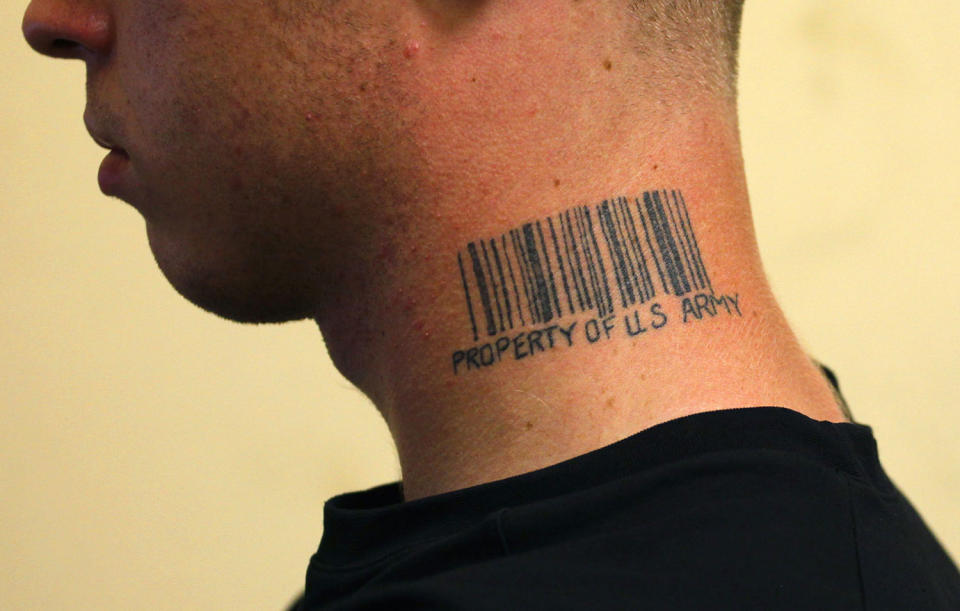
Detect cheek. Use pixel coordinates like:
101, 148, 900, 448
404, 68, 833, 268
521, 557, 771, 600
122, 54, 282, 219
118, 3, 417, 232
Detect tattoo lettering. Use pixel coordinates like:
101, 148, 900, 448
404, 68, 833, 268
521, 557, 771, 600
681, 293, 742, 322
451, 191, 741, 374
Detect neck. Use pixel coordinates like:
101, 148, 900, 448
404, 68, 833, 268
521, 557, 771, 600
313, 96, 845, 501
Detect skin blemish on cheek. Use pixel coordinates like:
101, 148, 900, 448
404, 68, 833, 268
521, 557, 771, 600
305, 112, 317, 122
603, 58, 613, 70
404, 40, 421, 59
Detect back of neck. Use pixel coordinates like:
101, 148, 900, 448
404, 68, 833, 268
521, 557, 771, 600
316, 96, 846, 501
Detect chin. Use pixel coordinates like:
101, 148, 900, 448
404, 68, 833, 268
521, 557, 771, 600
147, 226, 315, 325
171, 278, 312, 325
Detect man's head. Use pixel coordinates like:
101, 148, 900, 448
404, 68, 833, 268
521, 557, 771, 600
22, 0, 745, 327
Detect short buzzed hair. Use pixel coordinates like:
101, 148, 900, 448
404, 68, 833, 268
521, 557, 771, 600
626, 0, 746, 94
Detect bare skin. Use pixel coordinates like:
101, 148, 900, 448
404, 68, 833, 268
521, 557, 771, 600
23, 0, 845, 501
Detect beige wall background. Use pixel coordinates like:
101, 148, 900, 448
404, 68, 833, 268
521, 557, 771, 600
2, 2, 958, 609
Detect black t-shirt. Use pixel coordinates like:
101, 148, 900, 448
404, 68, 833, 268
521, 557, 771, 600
294, 407, 960, 610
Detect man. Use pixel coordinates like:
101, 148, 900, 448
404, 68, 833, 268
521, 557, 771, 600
22, 0, 960, 609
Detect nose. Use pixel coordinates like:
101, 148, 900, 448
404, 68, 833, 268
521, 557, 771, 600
22, 0, 113, 60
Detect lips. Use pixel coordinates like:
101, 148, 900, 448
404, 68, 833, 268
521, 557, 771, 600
84, 111, 123, 150
97, 148, 131, 196
84, 111, 135, 198
91, 132, 122, 152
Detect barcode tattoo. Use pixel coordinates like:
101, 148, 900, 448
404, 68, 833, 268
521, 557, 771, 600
457, 191, 713, 341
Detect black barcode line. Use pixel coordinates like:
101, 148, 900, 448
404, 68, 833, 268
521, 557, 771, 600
597, 201, 630, 309
669, 191, 701, 292
645, 191, 684, 295
511, 228, 538, 325
620, 197, 655, 304
584, 207, 615, 316
654, 191, 690, 296
458, 191, 713, 338
677, 191, 712, 294
664, 190, 694, 294
536, 221, 563, 319
548, 217, 576, 315
665, 192, 693, 292
663, 191, 700, 296
502, 234, 525, 327
490, 238, 514, 330
663, 191, 701, 289
672, 190, 709, 293
662, 191, 692, 293
522, 224, 552, 323
570, 209, 593, 314
561, 210, 591, 312
597, 202, 634, 308
480, 240, 505, 333
611, 197, 644, 305
458, 252, 479, 341
521, 226, 544, 324
643, 191, 672, 294
468, 242, 498, 336
636, 196, 669, 295
574, 206, 606, 317
610, 197, 642, 305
